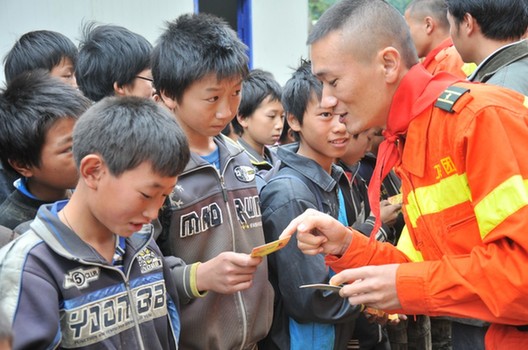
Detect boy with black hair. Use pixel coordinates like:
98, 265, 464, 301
152, 13, 274, 349
232, 68, 284, 171
76, 23, 154, 101
1, 30, 78, 204
259, 59, 360, 350
0, 70, 91, 232
3, 29, 78, 86
0, 96, 189, 349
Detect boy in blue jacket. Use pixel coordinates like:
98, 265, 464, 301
0, 96, 189, 349
259, 59, 360, 350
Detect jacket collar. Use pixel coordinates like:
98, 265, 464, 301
276, 143, 344, 192
183, 134, 244, 173
30, 201, 153, 264
469, 40, 528, 82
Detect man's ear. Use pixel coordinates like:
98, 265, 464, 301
378, 47, 401, 84
287, 113, 301, 132
463, 13, 477, 36
8, 159, 33, 178
424, 16, 435, 35
79, 155, 105, 190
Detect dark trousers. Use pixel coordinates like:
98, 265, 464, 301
451, 322, 487, 350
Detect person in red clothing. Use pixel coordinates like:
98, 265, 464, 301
280, 1, 528, 349
404, 0, 468, 78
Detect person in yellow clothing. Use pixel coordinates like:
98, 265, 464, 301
280, 1, 528, 349
405, 0, 469, 78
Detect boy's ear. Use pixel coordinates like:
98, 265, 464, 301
236, 114, 249, 128
113, 82, 127, 97
8, 159, 34, 178
287, 113, 301, 132
159, 90, 178, 110
79, 154, 106, 190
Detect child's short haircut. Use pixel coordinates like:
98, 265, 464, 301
281, 59, 322, 139
232, 69, 282, 135
73, 96, 190, 177
152, 13, 249, 103
76, 23, 153, 101
0, 70, 91, 175
3, 30, 77, 84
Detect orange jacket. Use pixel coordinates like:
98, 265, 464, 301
422, 38, 468, 78
328, 68, 528, 349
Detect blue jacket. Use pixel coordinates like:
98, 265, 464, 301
259, 144, 360, 350
0, 201, 180, 349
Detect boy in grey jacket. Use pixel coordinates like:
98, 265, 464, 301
153, 13, 274, 350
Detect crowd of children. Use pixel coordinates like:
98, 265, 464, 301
0, 0, 527, 349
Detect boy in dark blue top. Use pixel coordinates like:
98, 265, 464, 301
0, 70, 91, 232
259, 59, 360, 350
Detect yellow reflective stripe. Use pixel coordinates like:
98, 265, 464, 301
524, 96, 528, 109
396, 225, 423, 262
474, 176, 528, 238
405, 173, 471, 228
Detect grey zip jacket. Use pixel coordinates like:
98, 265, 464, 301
0, 201, 180, 349
158, 135, 274, 350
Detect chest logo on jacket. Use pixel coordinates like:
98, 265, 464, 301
63, 267, 100, 290
234, 165, 256, 182
137, 248, 163, 273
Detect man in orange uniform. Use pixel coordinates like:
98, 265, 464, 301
405, 0, 468, 78
280, 1, 528, 349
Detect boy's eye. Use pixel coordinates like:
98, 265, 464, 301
328, 79, 337, 87
140, 192, 152, 199
233, 90, 241, 96
206, 96, 219, 102
320, 112, 332, 118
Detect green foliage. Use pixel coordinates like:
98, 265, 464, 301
309, 0, 412, 21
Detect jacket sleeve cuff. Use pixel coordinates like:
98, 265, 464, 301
189, 262, 208, 298
396, 262, 430, 314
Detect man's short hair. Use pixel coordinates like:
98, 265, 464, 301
0, 70, 91, 174
232, 69, 282, 135
76, 23, 153, 102
307, 0, 418, 68
3, 30, 77, 83
445, 0, 528, 41
73, 96, 190, 177
406, 0, 450, 30
152, 13, 249, 103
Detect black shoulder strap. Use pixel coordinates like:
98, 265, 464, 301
434, 85, 471, 113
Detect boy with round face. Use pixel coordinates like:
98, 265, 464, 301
1, 30, 78, 203
232, 69, 284, 170
0, 70, 91, 232
0, 96, 190, 349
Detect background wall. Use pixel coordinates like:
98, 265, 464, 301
0, 0, 309, 86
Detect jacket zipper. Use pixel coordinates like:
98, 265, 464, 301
219, 157, 249, 350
